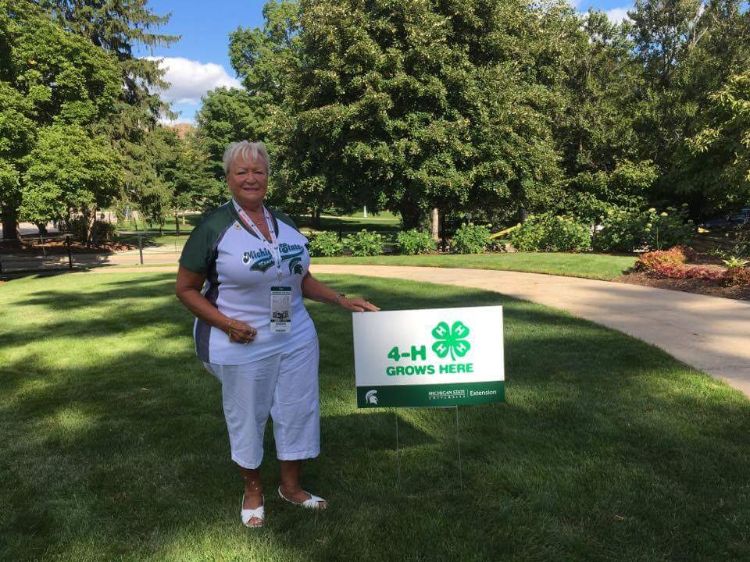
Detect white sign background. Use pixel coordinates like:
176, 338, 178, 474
352, 305, 504, 387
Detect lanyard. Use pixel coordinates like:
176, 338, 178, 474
232, 199, 283, 280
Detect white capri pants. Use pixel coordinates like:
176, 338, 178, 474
204, 338, 320, 469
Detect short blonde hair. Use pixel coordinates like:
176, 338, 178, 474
222, 141, 270, 175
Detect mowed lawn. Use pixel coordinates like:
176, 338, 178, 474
1, 273, 748, 561
315, 253, 637, 281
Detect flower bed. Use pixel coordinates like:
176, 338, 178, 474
635, 247, 750, 287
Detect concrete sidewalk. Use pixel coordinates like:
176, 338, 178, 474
311, 265, 750, 398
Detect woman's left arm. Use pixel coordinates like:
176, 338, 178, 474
302, 273, 380, 312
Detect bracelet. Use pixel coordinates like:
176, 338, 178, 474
335, 293, 346, 305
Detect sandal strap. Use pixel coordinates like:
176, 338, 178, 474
241, 493, 265, 526
301, 494, 326, 509
241, 505, 265, 525
278, 486, 326, 510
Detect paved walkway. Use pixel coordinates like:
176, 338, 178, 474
78, 260, 750, 398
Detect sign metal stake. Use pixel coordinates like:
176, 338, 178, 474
395, 411, 401, 490
456, 405, 463, 490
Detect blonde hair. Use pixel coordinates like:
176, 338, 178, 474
222, 141, 270, 175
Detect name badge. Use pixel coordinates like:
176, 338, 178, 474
270, 286, 292, 333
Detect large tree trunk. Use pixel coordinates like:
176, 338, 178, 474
313, 207, 322, 229
1, 204, 19, 241
83, 206, 96, 245
430, 207, 440, 241
398, 197, 423, 230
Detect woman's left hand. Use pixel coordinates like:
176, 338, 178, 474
339, 296, 380, 312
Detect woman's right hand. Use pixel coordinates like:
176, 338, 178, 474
225, 318, 257, 344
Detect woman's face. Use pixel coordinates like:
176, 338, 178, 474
227, 154, 268, 210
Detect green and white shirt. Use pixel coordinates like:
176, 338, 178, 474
180, 201, 316, 365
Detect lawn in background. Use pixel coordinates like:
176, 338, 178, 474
293, 211, 401, 234
315, 253, 637, 281
1, 273, 748, 561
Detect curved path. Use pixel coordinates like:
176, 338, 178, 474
311, 264, 750, 398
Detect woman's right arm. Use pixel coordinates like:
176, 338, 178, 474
175, 265, 256, 344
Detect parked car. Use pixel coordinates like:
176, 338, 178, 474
700, 207, 750, 229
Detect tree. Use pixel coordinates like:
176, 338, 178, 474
196, 88, 267, 180
0, 0, 121, 239
552, 10, 655, 221
683, 70, 750, 213
36, 0, 179, 227
629, 0, 750, 215
21, 124, 122, 242
262, 0, 563, 228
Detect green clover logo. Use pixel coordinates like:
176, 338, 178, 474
431, 321, 471, 361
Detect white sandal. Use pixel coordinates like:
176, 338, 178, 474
241, 494, 265, 527
277, 486, 327, 510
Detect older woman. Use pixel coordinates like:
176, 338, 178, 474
176, 141, 378, 528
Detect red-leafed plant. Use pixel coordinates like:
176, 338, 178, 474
721, 267, 750, 286
635, 247, 687, 272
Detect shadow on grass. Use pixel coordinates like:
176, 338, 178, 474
1, 274, 749, 561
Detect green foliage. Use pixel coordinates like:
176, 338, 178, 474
593, 206, 694, 252
396, 229, 436, 255
451, 224, 490, 254
646, 206, 695, 250
344, 229, 384, 257
258, 0, 564, 227
592, 208, 647, 253
509, 214, 592, 252
629, 0, 750, 216
21, 124, 122, 241
308, 231, 344, 257
64, 217, 116, 243
684, 71, 750, 212
0, 0, 123, 239
196, 88, 268, 181
569, 161, 658, 224
722, 257, 749, 269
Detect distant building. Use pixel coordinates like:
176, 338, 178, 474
168, 123, 195, 139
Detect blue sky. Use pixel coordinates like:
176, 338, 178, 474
140, 0, 633, 124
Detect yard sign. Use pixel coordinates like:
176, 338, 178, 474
352, 306, 504, 408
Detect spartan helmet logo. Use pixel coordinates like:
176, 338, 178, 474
365, 390, 378, 405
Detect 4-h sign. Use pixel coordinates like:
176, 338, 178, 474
352, 306, 504, 408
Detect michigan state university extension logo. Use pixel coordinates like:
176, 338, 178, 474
431, 321, 471, 361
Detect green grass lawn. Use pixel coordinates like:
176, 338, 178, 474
1, 273, 748, 561
116, 214, 201, 234
293, 211, 401, 234
315, 253, 637, 281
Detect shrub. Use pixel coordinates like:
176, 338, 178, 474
65, 217, 116, 243
509, 213, 591, 252
685, 267, 723, 281
451, 223, 491, 254
634, 247, 687, 272
646, 206, 694, 250
396, 229, 436, 255
593, 208, 648, 252
308, 231, 343, 257
594, 206, 694, 252
345, 229, 384, 256
722, 266, 750, 286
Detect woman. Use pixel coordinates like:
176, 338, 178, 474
175, 141, 379, 528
